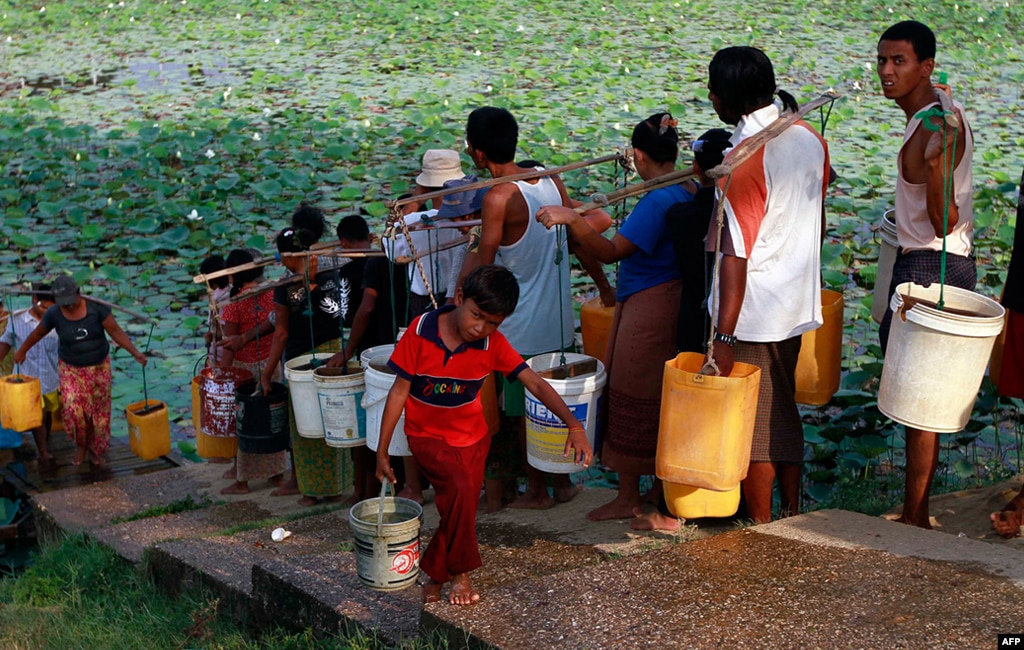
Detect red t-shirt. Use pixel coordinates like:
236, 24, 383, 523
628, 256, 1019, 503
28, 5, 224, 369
388, 306, 528, 447
221, 290, 275, 363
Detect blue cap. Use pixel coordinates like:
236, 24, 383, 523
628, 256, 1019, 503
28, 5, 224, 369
437, 175, 488, 219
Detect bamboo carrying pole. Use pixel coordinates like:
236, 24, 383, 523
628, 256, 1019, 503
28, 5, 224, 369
2, 289, 155, 324
191, 247, 385, 285
388, 152, 628, 214
572, 166, 698, 214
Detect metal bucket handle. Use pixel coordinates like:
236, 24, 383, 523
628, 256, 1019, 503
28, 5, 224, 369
376, 479, 394, 538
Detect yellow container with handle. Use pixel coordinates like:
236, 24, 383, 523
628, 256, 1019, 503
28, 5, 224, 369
664, 481, 741, 519
579, 296, 615, 363
0, 374, 43, 432
126, 399, 171, 461
656, 352, 761, 491
794, 289, 844, 406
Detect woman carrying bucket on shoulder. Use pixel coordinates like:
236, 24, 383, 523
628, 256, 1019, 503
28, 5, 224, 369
261, 227, 349, 507
705, 46, 830, 523
216, 248, 288, 495
14, 274, 148, 467
537, 112, 694, 522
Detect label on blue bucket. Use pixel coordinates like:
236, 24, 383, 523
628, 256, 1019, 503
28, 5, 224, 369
525, 398, 588, 465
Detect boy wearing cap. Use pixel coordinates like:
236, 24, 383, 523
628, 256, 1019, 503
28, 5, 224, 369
0, 284, 60, 469
388, 149, 467, 315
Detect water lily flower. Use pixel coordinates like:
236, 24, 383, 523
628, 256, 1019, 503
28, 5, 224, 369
236, 13, 241, 19
274, 38, 280, 45
130, 16, 134, 22
624, 66, 630, 73
75, 152, 81, 161
223, 86, 232, 100
977, 16, 984, 22
187, 210, 202, 222
176, 151, 182, 158
252, 132, 261, 141
622, 103, 629, 112
205, 149, 215, 159
39, 6, 45, 12
263, 107, 272, 117
453, 10, 460, 16
474, 50, 482, 56
517, 25, 524, 32
852, 80, 861, 90
474, 29, 479, 34
613, 122, 621, 130
486, 84, 493, 92
363, 119, 370, 127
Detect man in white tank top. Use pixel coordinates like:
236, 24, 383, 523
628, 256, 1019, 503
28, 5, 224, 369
458, 107, 614, 510
877, 21, 976, 530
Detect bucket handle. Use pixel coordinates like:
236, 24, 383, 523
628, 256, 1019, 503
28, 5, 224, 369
376, 479, 394, 538
361, 391, 387, 410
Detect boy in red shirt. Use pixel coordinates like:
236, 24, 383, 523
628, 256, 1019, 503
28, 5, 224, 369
375, 265, 592, 605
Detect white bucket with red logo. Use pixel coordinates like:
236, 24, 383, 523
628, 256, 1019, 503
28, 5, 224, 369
348, 482, 422, 591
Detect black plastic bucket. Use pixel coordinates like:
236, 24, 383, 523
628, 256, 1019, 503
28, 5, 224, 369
235, 380, 289, 454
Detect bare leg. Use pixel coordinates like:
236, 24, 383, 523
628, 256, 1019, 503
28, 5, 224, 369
31, 424, 54, 469
270, 457, 300, 496
777, 463, 801, 518
741, 462, 776, 524
72, 444, 88, 466
221, 460, 237, 480
484, 478, 504, 513
449, 572, 480, 606
509, 419, 555, 509
422, 578, 443, 604
897, 428, 938, 529
552, 473, 582, 503
990, 485, 1024, 538
397, 456, 425, 504
587, 471, 641, 521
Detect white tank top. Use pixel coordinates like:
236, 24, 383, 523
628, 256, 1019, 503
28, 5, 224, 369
895, 100, 974, 256
495, 174, 573, 355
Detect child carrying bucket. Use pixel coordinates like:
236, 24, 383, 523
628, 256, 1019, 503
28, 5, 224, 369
375, 265, 592, 605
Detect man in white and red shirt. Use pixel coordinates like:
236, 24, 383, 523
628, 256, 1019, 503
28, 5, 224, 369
706, 46, 830, 523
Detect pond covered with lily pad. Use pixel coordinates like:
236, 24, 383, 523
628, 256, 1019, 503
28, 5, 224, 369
1, 0, 1022, 503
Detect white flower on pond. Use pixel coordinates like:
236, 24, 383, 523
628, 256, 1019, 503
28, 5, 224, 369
263, 107, 272, 117
223, 86, 232, 100
622, 103, 629, 112
39, 6, 45, 12
474, 29, 479, 34
486, 85, 493, 92
364, 119, 370, 127
187, 210, 202, 222
129, 16, 134, 22
453, 10, 459, 16
613, 122, 621, 130
205, 149, 215, 159
977, 16, 984, 22
624, 66, 630, 73
746, 25, 752, 32
252, 132, 261, 141
176, 151, 181, 158
75, 152, 81, 161
274, 38, 280, 45
517, 25, 524, 32
474, 50, 481, 56
852, 80, 861, 90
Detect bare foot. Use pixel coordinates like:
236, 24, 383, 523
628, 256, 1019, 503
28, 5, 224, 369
630, 507, 682, 532
894, 515, 934, 530
423, 579, 443, 604
990, 491, 1024, 539
221, 465, 237, 480
449, 573, 480, 606
297, 496, 318, 507
72, 446, 87, 466
88, 452, 106, 467
587, 496, 641, 521
397, 487, 424, 504
220, 481, 250, 495
508, 492, 555, 510
553, 483, 582, 504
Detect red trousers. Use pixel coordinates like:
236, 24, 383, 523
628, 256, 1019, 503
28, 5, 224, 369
408, 433, 490, 584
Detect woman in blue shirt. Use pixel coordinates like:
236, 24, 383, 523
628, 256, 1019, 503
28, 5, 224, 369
538, 113, 694, 521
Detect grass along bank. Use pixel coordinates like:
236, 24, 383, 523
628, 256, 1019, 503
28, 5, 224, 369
0, 533, 439, 649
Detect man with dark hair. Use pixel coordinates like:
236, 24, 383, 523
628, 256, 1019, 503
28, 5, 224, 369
877, 20, 975, 529
459, 106, 614, 510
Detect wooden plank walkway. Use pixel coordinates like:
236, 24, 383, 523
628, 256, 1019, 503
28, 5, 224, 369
0, 430, 179, 495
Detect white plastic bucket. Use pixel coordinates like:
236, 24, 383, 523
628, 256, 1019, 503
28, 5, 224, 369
873, 209, 899, 323
878, 282, 1005, 432
348, 483, 422, 591
284, 353, 324, 438
313, 366, 367, 448
362, 355, 411, 456
524, 352, 606, 474
359, 344, 395, 370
